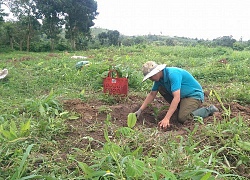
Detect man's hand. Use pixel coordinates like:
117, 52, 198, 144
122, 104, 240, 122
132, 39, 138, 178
135, 109, 142, 119
158, 118, 170, 129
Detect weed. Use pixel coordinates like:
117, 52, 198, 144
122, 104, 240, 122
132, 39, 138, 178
22, 89, 63, 118
98, 105, 112, 114
98, 93, 117, 105
152, 105, 169, 122
10, 144, 42, 180
193, 116, 204, 124
0, 119, 31, 142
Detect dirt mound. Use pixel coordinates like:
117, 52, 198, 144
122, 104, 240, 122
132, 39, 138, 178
62, 95, 250, 150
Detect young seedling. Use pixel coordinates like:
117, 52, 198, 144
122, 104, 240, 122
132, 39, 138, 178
193, 116, 204, 124
210, 90, 231, 119
152, 105, 169, 122
127, 113, 137, 128
98, 105, 112, 114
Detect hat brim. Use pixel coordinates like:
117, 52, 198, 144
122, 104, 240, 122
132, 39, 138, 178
0, 69, 8, 79
142, 64, 166, 82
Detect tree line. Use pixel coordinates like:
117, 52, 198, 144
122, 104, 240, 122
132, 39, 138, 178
1, 0, 250, 52
0, 0, 98, 52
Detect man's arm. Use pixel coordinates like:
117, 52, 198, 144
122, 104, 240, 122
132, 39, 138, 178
140, 90, 158, 111
158, 89, 180, 128
135, 91, 158, 118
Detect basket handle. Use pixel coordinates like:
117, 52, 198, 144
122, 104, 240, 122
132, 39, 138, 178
107, 70, 119, 78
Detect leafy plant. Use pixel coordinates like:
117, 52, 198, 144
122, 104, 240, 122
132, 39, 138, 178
22, 89, 63, 117
210, 90, 231, 118
152, 105, 169, 122
0, 119, 31, 142
98, 93, 117, 105
10, 144, 42, 180
193, 116, 204, 124
98, 105, 112, 114
127, 113, 137, 128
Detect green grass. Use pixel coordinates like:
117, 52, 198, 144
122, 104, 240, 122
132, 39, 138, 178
0, 45, 249, 179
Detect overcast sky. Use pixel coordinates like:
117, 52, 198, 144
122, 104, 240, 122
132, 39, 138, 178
93, 0, 250, 40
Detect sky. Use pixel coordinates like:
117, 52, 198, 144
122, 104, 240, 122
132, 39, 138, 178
93, 0, 250, 41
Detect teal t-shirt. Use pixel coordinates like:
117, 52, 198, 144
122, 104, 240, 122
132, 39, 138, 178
152, 67, 204, 102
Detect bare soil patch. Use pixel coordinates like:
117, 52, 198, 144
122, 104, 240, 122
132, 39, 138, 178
62, 93, 250, 151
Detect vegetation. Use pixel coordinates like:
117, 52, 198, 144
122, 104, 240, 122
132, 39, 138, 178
0, 45, 250, 179
1, 1, 250, 52
0, 0, 98, 51
0, 1, 249, 179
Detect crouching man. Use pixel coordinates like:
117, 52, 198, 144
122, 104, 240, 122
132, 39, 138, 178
135, 61, 218, 128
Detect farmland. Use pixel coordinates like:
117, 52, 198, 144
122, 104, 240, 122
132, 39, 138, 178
0, 45, 250, 179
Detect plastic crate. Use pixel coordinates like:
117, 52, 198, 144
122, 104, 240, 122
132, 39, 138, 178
103, 70, 128, 96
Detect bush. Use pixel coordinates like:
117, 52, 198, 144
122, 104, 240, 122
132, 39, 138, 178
233, 42, 244, 51
30, 41, 51, 52
56, 40, 71, 51
0, 46, 14, 53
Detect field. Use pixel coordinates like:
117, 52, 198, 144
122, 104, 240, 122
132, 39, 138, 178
0, 45, 250, 179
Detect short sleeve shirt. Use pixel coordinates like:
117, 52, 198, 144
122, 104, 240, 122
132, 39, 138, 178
152, 67, 204, 102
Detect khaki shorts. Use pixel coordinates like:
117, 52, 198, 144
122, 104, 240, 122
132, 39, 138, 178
158, 86, 202, 123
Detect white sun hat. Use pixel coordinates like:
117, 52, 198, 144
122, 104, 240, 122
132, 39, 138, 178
142, 61, 166, 82
0, 69, 8, 79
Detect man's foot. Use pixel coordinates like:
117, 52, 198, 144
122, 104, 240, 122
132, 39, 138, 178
208, 105, 219, 115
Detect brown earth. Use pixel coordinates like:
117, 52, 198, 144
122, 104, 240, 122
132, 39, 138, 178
62, 92, 250, 151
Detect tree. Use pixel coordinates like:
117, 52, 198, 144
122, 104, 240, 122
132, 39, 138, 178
98, 32, 108, 45
107, 30, 120, 46
3, 21, 15, 49
0, 3, 7, 23
5, 0, 41, 51
233, 42, 244, 51
34, 0, 64, 51
63, 0, 98, 50
97, 30, 120, 46
121, 37, 134, 46
2, 20, 30, 51
213, 36, 236, 48
133, 36, 145, 45
165, 38, 175, 46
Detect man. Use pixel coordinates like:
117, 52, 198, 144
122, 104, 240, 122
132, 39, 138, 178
135, 61, 218, 128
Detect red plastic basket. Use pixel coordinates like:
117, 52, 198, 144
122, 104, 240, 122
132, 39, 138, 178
103, 70, 128, 95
